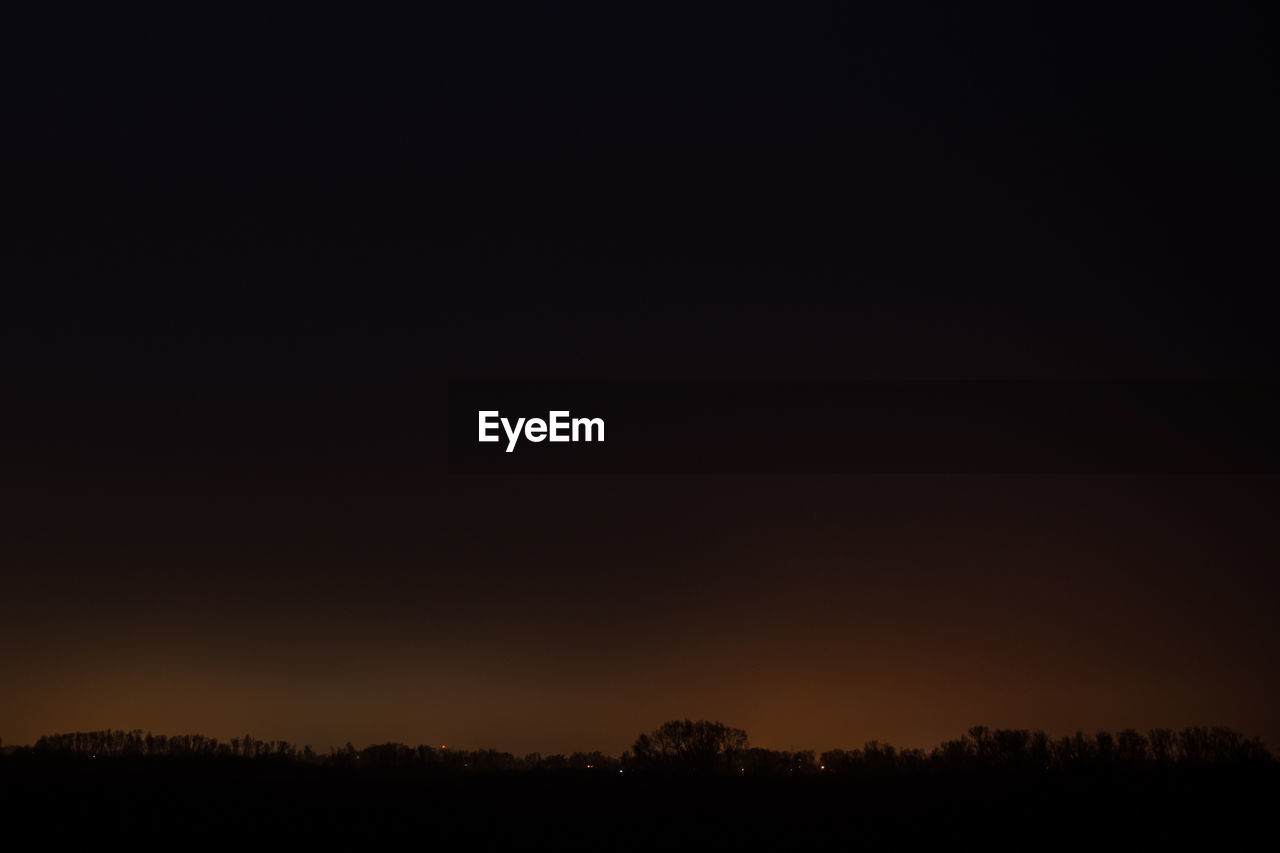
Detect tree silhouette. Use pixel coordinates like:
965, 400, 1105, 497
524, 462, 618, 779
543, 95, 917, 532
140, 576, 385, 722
627, 719, 749, 773
10, 723, 1272, 776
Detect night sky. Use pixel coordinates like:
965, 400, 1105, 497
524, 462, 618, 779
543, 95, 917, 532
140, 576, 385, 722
3, 4, 1278, 755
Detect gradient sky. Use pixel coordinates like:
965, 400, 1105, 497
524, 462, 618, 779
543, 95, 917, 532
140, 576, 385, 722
2, 4, 1277, 755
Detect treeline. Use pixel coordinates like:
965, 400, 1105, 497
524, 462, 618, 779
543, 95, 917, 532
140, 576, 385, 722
18, 730, 620, 773
7, 721, 1272, 776
627, 719, 1274, 774
820, 725, 1273, 774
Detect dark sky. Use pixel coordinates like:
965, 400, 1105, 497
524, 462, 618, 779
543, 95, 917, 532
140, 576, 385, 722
2, 4, 1278, 755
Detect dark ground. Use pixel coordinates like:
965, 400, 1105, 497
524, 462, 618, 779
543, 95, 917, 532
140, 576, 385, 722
3, 755, 1275, 846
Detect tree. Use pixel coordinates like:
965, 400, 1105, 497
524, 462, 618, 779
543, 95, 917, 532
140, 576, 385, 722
628, 719, 749, 773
